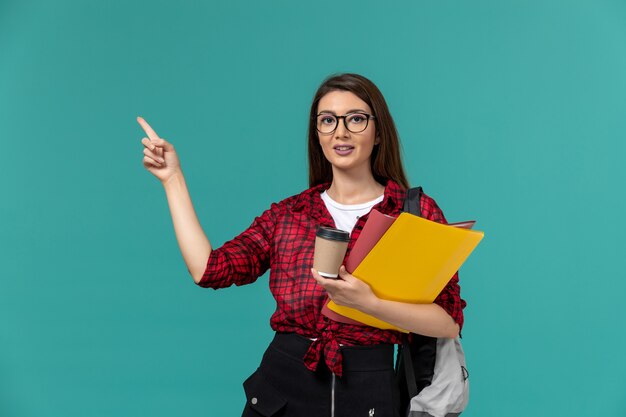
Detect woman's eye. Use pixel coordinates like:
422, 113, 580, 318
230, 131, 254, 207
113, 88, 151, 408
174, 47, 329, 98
349, 114, 366, 123
321, 116, 335, 124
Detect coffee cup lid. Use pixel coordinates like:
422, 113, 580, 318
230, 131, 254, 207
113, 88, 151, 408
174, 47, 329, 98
316, 226, 350, 242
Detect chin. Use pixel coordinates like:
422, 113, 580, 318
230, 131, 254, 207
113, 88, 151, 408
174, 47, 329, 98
332, 160, 370, 173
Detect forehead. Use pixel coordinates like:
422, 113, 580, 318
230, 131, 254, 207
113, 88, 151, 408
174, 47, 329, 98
317, 90, 371, 113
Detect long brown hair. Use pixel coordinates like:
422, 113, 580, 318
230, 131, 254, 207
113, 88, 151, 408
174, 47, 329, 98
307, 73, 409, 189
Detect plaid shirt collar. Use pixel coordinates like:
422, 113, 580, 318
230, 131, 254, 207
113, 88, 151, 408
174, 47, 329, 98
290, 179, 406, 219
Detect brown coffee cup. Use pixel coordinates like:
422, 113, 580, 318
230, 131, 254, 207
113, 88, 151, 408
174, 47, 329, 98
313, 226, 350, 279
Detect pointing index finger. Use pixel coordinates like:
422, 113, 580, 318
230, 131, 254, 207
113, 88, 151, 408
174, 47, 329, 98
137, 116, 160, 141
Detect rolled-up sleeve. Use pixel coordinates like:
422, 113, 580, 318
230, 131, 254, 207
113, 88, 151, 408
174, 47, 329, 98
197, 203, 279, 289
421, 194, 467, 331
433, 271, 466, 331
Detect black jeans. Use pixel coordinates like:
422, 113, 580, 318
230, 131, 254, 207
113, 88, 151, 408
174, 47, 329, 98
242, 333, 401, 417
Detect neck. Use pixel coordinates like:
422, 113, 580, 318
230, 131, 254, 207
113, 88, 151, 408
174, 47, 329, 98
327, 167, 385, 205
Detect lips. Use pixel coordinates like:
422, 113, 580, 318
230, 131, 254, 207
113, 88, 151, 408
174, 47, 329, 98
333, 145, 355, 156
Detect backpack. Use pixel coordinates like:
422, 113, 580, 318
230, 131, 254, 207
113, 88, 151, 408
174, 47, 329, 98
395, 187, 470, 417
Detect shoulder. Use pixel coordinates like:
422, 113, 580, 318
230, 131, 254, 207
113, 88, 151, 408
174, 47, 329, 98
262, 183, 328, 215
383, 180, 449, 224
419, 191, 448, 224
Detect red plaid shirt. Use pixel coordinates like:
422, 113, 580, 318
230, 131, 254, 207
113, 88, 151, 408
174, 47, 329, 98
199, 180, 466, 376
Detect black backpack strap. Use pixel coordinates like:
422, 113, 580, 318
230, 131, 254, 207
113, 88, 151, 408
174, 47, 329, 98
401, 334, 418, 398
396, 186, 437, 403
403, 186, 423, 217
404, 334, 437, 397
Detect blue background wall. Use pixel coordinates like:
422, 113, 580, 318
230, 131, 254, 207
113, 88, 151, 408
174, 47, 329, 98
1, 1, 625, 415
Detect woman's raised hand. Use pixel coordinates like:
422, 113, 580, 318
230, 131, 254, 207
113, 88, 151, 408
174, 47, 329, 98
137, 116, 212, 282
138, 116, 181, 184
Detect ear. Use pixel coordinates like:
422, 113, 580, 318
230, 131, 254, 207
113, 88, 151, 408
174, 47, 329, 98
374, 135, 381, 145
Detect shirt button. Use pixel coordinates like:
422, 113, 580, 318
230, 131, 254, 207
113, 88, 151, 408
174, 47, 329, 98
251, 397, 258, 405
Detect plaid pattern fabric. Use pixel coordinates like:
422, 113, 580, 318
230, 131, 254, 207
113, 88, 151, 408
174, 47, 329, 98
199, 180, 466, 376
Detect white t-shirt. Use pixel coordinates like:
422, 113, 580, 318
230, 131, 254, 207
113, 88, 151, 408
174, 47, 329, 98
320, 190, 384, 234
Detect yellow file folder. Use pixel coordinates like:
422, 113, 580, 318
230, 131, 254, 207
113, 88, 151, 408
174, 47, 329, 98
327, 212, 484, 332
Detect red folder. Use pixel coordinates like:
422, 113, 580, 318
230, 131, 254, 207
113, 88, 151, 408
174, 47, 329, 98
346, 210, 397, 273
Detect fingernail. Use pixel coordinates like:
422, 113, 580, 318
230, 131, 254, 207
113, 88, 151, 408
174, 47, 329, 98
159, 158, 165, 163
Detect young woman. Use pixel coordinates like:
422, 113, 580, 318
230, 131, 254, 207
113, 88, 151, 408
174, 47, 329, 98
139, 73, 465, 417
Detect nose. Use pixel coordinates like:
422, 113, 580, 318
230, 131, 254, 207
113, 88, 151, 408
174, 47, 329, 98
334, 117, 350, 139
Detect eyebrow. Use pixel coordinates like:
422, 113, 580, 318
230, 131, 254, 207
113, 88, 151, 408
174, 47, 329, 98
317, 108, 369, 115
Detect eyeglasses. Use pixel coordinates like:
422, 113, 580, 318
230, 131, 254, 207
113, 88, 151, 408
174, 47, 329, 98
315, 112, 375, 134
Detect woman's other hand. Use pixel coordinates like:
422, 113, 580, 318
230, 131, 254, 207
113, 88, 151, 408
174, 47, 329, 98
138, 116, 182, 184
314, 266, 460, 338
311, 266, 379, 312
